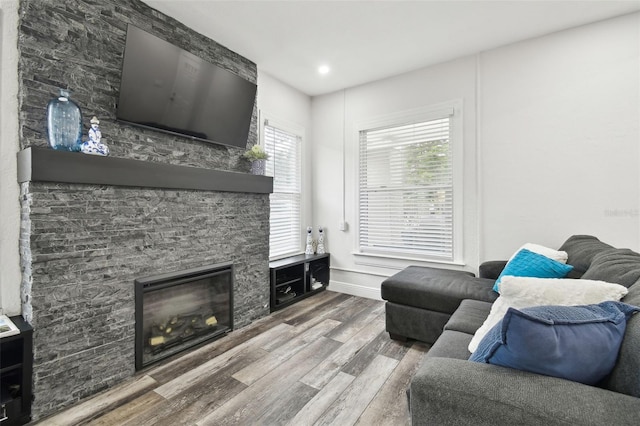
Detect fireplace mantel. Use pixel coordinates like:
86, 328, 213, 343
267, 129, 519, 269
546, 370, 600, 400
17, 147, 273, 194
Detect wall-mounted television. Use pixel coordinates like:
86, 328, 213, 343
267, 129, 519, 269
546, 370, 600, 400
116, 24, 257, 149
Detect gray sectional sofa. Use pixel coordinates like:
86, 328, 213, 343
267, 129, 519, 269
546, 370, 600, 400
381, 235, 640, 425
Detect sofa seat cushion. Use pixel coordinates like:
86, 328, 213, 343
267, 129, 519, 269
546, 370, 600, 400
444, 299, 492, 335
425, 330, 472, 360
411, 357, 640, 426
381, 266, 497, 314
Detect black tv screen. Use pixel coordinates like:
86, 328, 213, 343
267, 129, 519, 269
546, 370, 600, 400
116, 25, 257, 149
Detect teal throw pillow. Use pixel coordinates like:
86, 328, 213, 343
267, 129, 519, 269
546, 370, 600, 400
493, 248, 573, 293
469, 301, 640, 385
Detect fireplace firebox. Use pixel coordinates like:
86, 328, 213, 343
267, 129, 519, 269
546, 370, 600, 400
134, 263, 234, 370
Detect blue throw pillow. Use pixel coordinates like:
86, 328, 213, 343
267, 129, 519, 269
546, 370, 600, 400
493, 248, 573, 292
469, 301, 640, 385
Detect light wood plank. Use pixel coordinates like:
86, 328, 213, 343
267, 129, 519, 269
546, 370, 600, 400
325, 297, 377, 323
313, 355, 400, 426
355, 343, 429, 426
275, 290, 349, 324
342, 330, 414, 378
341, 331, 392, 377
154, 324, 288, 399
286, 371, 355, 426
147, 319, 292, 384
254, 381, 319, 425
85, 392, 165, 426
300, 313, 385, 389
125, 347, 267, 426
35, 293, 429, 426
281, 297, 358, 337
259, 296, 359, 357
380, 335, 415, 361
326, 301, 385, 343
40, 375, 158, 426
283, 293, 354, 327
134, 374, 248, 426
261, 297, 350, 351
233, 319, 341, 385
196, 337, 341, 426
258, 324, 300, 352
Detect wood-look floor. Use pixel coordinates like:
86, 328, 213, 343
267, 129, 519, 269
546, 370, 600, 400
38, 291, 429, 426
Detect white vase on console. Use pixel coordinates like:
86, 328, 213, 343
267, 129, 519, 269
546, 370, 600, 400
316, 227, 326, 254
305, 226, 315, 255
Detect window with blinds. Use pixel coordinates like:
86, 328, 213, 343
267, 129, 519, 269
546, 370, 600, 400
358, 114, 454, 260
264, 121, 302, 259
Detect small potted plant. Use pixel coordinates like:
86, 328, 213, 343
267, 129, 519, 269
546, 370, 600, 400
243, 145, 269, 175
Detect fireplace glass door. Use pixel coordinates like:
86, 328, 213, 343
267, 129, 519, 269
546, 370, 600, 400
135, 263, 233, 369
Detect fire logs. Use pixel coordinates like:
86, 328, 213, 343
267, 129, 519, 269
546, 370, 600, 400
149, 311, 218, 352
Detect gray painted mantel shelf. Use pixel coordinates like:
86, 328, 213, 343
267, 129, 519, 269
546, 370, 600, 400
17, 147, 273, 193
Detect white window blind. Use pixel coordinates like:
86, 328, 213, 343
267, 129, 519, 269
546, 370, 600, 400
264, 121, 302, 259
358, 115, 454, 260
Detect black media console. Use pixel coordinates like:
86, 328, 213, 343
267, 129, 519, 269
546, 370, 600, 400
269, 253, 330, 312
0, 316, 32, 425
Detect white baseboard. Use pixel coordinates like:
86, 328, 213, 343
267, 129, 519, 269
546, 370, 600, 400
327, 280, 382, 301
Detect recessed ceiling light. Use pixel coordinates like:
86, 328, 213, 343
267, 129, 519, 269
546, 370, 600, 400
318, 65, 330, 75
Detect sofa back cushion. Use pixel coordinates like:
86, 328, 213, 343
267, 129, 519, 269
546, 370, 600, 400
622, 279, 640, 307
551, 236, 640, 397
601, 308, 640, 397
558, 235, 614, 275
581, 249, 640, 288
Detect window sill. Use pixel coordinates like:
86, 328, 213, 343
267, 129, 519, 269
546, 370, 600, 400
352, 251, 465, 271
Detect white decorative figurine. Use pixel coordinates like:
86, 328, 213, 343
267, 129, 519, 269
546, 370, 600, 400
305, 226, 315, 255
81, 116, 110, 156
316, 227, 326, 254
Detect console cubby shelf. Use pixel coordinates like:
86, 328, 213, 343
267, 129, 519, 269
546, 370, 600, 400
0, 316, 33, 425
269, 253, 330, 312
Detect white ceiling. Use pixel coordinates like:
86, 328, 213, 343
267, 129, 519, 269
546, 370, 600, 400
143, 0, 640, 96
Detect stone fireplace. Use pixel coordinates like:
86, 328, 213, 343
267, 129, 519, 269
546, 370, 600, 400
16, 0, 271, 420
18, 150, 272, 420
135, 262, 234, 370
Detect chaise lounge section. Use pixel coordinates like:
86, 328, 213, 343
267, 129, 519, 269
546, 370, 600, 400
382, 235, 640, 425
381, 267, 497, 345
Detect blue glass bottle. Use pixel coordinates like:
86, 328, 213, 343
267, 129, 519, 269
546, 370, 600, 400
47, 89, 82, 151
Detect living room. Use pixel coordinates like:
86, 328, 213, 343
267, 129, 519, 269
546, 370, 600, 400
1, 0, 639, 424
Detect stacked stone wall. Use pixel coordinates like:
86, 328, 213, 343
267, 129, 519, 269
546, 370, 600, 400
17, 0, 268, 419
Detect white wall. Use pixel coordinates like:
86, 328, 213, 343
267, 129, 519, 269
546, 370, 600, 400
2, 9, 638, 309
0, 0, 21, 316
0, 60, 311, 316
479, 12, 640, 259
311, 56, 479, 299
256, 71, 313, 250
311, 12, 640, 300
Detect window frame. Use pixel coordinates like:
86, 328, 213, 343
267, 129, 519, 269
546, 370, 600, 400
260, 114, 306, 261
353, 100, 464, 265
